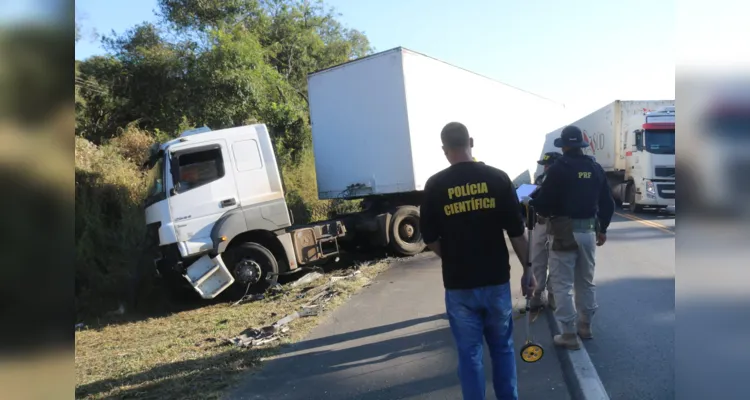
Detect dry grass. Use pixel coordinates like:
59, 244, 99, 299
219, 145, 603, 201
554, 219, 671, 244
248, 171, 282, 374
75, 260, 392, 400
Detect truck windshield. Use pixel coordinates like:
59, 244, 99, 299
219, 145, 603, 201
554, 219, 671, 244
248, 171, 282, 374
144, 156, 166, 207
644, 130, 675, 155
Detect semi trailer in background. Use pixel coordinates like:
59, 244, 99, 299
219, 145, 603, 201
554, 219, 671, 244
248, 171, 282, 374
142, 47, 568, 299
539, 100, 675, 212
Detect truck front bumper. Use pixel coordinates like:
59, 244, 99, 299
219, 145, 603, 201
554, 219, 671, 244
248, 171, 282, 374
638, 181, 675, 207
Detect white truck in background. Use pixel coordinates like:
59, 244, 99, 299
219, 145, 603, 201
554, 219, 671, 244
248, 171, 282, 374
539, 100, 675, 212
142, 47, 568, 300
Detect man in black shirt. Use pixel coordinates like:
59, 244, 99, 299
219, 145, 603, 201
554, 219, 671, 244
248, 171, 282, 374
420, 122, 536, 400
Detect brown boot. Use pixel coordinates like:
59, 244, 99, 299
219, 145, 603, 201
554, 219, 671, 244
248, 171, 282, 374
553, 333, 581, 350
578, 321, 593, 340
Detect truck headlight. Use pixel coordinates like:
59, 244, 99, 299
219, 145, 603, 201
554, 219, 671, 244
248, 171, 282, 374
646, 180, 656, 194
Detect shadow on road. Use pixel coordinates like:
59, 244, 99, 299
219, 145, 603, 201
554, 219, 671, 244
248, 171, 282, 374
289, 313, 448, 353
77, 315, 455, 400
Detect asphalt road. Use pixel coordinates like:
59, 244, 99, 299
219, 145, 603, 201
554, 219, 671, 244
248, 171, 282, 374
230, 254, 569, 400
229, 209, 675, 400
582, 207, 675, 400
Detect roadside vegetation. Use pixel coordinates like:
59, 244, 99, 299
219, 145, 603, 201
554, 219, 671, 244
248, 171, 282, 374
72, 1, 391, 398
75, 0, 371, 318
75, 260, 392, 399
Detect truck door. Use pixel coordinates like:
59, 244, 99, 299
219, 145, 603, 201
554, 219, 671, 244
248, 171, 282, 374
167, 140, 239, 255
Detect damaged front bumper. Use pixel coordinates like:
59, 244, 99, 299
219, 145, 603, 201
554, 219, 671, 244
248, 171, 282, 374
152, 243, 234, 299
182, 253, 235, 299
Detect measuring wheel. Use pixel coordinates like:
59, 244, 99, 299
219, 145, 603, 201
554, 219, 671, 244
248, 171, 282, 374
520, 341, 544, 363
518, 202, 545, 363
519, 297, 545, 363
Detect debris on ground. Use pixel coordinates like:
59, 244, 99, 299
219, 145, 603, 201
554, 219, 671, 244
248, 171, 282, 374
231, 293, 265, 307
330, 270, 361, 282
225, 271, 363, 348
75, 258, 393, 400
289, 272, 324, 288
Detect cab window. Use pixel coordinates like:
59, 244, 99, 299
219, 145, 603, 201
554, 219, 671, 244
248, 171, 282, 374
171, 146, 225, 194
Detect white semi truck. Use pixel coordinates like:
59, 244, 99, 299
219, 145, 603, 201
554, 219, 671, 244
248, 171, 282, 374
539, 100, 675, 213
142, 47, 568, 299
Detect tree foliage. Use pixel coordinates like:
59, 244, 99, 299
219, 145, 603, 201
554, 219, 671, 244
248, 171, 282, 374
74, 0, 372, 317
76, 0, 373, 163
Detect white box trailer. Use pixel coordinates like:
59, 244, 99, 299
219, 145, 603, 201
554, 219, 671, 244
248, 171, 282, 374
539, 100, 675, 211
142, 48, 576, 301
308, 47, 569, 200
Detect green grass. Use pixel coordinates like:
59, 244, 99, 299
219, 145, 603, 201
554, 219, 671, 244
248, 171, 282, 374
75, 260, 391, 400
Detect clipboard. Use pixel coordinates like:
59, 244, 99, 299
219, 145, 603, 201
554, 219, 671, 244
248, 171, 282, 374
515, 184, 538, 201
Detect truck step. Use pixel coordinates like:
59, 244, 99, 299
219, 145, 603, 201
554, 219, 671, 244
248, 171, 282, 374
183, 254, 235, 299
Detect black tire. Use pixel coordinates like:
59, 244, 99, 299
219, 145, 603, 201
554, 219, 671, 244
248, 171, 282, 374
222, 242, 279, 300
626, 182, 644, 213
389, 206, 426, 256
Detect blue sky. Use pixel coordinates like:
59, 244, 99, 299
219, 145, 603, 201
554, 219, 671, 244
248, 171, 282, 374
75, 0, 676, 118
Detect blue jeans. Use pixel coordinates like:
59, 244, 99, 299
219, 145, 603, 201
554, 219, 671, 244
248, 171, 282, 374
445, 282, 518, 400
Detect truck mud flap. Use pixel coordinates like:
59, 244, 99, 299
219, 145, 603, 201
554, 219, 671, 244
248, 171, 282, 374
183, 254, 235, 299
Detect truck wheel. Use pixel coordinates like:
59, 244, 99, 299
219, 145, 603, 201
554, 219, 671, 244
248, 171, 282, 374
389, 206, 426, 256
626, 183, 644, 213
223, 242, 279, 300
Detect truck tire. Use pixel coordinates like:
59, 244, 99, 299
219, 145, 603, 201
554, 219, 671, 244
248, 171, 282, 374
223, 242, 279, 300
389, 206, 426, 256
626, 183, 644, 213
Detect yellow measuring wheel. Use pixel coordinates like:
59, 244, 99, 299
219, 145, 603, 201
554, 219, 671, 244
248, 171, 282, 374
519, 297, 545, 363
519, 202, 544, 363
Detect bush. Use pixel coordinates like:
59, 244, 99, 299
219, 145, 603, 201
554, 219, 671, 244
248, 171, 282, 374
75, 128, 359, 318
282, 148, 360, 224
75, 131, 152, 317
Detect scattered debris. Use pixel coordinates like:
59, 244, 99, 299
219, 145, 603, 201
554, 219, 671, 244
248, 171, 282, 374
289, 272, 325, 288
226, 273, 352, 348
231, 293, 265, 307
330, 270, 361, 282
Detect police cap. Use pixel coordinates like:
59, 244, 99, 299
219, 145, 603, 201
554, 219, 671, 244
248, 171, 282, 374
537, 151, 563, 166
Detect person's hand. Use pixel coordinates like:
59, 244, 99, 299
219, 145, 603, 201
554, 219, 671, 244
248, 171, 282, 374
521, 269, 537, 297
596, 232, 607, 246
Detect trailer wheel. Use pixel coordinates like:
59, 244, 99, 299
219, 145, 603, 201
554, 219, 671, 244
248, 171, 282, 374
389, 206, 426, 256
626, 183, 644, 213
223, 242, 279, 300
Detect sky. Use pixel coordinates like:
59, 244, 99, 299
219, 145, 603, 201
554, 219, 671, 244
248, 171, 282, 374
74, 0, 677, 119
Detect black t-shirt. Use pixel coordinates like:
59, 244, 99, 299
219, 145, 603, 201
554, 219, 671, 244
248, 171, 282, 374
420, 161, 526, 290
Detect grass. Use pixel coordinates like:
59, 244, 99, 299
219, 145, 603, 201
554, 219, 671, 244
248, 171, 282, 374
75, 259, 392, 400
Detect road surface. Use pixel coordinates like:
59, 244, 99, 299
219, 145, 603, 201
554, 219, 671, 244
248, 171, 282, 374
230, 254, 569, 400
582, 208, 675, 399
229, 208, 675, 400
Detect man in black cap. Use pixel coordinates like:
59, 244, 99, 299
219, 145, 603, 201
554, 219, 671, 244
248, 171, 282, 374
528, 151, 562, 311
420, 121, 536, 400
529, 126, 615, 350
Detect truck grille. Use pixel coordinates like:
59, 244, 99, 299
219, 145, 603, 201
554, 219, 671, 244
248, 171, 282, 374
657, 183, 675, 199
655, 167, 675, 178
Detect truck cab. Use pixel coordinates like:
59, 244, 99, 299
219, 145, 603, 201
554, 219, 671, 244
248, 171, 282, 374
143, 124, 345, 300
624, 106, 676, 212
